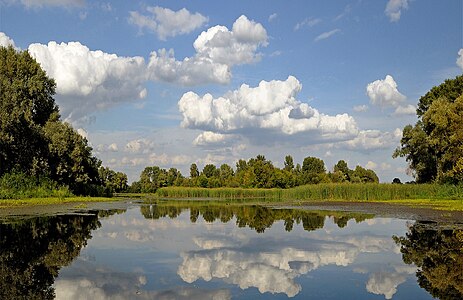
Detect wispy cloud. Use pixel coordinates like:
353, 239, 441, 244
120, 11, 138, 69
314, 29, 340, 42
294, 17, 321, 31
268, 13, 277, 22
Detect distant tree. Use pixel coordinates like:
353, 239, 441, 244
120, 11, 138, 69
219, 164, 234, 186
351, 166, 379, 183
302, 156, 326, 184
284, 155, 294, 171
202, 164, 218, 178
189, 163, 199, 178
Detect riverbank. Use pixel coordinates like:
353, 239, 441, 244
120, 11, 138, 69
0, 196, 117, 208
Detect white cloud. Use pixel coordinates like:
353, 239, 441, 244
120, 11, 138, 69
14, 0, 85, 9
294, 17, 322, 30
178, 76, 359, 145
147, 15, 268, 86
353, 105, 368, 112
366, 75, 406, 107
128, 6, 208, 41
193, 131, 232, 146
108, 143, 118, 152
28, 41, 147, 123
457, 48, 463, 70
365, 161, 377, 170
340, 128, 402, 151
314, 29, 340, 42
268, 13, 278, 22
393, 104, 415, 116
125, 139, 154, 154
76, 128, 88, 140
366, 272, 406, 299
0, 32, 16, 48
385, 0, 409, 22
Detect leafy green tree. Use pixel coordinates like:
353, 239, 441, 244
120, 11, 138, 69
0, 46, 58, 175
394, 75, 463, 183
284, 155, 294, 171
301, 156, 326, 184
44, 118, 101, 195
139, 166, 168, 192
219, 163, 234, 186
202, 164, 218, 178
350, 165, 379, 183
189, 163, 199, 178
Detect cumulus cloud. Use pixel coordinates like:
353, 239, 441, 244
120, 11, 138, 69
366, 272, 406, 299
365, 161, 377, 170
314, 29, 340, 42
193, 131, 233, 146
393, 104, 416, 116
147, 15, 268, 86
457, 49, 463, 70
178, 76, 358, 146
125, 139, 155, 154
385, 0, 409, 22
128, 6, 208, 40
366, 75, 406, 107
28, 41, 147, 123
340, 128, 402, 151
0, 32, 16, 48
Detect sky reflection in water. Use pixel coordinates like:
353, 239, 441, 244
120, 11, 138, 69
47, 204, 439, 300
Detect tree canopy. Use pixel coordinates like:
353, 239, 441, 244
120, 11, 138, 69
0, 46, 126, 196
394, 75, 463, 183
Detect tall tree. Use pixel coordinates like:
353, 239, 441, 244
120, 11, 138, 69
394, 75, 463, 183
0, 46, 58, 175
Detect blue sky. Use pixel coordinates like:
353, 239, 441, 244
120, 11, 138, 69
1, 0, 462, 182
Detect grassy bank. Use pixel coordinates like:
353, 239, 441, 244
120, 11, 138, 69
154, 183, 463, 201
0, 196, 116, 208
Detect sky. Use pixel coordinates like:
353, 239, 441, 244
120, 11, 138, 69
0, 0, 462, 183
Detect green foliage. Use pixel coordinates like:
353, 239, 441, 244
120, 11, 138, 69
0, 46, 123, 197
0, 171, 72, 199
395, 76, 463, 183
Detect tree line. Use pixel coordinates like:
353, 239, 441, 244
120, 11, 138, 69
130, 155, 379, 193
0, 46, 127, 197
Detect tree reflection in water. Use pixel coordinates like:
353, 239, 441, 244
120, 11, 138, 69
140, 204, 373, 233
0, 210, 124, 300
394, 221, 463, 300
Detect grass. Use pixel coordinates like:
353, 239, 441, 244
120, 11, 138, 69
0, 196, 117, 208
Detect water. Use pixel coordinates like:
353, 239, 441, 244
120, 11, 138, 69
1, 202, 461, 299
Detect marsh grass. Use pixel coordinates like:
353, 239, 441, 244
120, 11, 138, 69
154, 183, 463, 201
0, 196, 116, 208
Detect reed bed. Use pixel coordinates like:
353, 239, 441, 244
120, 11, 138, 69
155, 183, 463, 201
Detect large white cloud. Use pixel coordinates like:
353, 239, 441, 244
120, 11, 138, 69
147, 15, 268, 85
28, 41, 147, 122
385, 0, 409, 22
178, 76, 359, 145
128, 6, 208, 40
457, 48, 463, 70
366, 75, 406, 107
0, 32, 16, 48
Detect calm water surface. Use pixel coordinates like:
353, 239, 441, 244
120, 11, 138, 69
1, 202, 461, 299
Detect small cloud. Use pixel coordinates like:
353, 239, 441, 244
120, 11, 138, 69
268, 13, 278, 22
334, 4, 352, 21
294, 17, 322, 31
366, 75, 406, 107
457, 48, 463, 70
269, 50, 282, 57
365, 161, 377, 170
128, 6, 208, 40
353, 105, 368, 112
108, 143, 118, 152
314, 29, 340, 42
79, 11, 87, 20
393, 104, 415, 116
385, 0, 409, 22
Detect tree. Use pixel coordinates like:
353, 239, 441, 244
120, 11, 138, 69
302, 156, 326, 184
202, 164, 218, 178
189, 163, 199, 178
394, 75, 463, 183
351, 166, 379, 183
284, 155, 294, 171
0, 46, 58, 175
